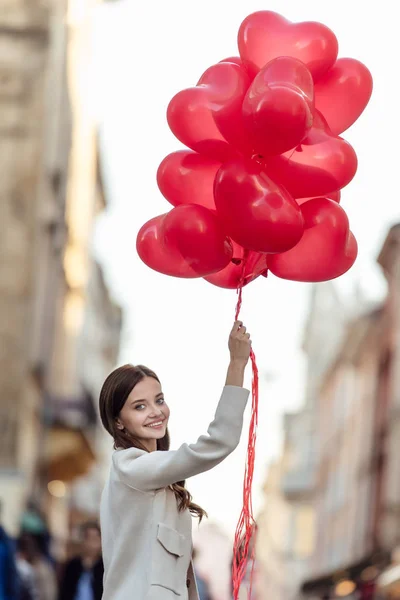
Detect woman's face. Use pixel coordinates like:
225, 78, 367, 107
116, 376, 170, 451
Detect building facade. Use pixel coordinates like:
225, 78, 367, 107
256, 459, 293, 600
256, 283, 352, 599
0, 0, 122, 550
0, 0, 71, 535
302, 306, 385, 598
301, 226, 400, 599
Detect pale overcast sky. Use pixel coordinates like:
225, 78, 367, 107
91, 0, 398, 535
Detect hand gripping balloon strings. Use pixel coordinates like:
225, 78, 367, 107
232, 251, 259, 600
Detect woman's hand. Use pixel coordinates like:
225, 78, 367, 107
226, 321, 251, 387
229, 320, 251, 364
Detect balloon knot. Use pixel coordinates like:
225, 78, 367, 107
251, 153, 264, 165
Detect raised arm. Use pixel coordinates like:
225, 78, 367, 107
114, 321, 251, 492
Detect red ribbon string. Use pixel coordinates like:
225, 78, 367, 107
232, 254, 259, 599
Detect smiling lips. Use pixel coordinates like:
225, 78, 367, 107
145, 420, 165, 429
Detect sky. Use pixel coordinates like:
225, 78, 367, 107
90, 0, 399, 536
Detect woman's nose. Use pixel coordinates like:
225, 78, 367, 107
149, 407, 163, 417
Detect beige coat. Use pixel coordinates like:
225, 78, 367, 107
100, 385, 249, 600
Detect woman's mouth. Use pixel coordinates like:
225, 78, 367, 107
145, 420, 164, 429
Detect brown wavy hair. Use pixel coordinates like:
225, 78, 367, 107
99, 364, 207, 521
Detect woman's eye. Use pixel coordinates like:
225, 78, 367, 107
135, 404, 145, 411
156, 398, 165, 405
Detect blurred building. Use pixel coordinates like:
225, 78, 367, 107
256, 430, 315, 600
0, 0, 122, 549
256, 227, 400, 599
256, 460, 292, 600
0, 0, 72, 535
193, 522, 233, 600
66, 259, 122, 545
256, 283, 350, 599
301, 306, 385, 599
300, 225, 400, 599
374, 225, 400, 600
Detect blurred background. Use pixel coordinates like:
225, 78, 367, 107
1, 1, 400, 599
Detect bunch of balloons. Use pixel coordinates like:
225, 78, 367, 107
137, 11, 373, 288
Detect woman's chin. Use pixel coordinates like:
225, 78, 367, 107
143, 426, 167, 438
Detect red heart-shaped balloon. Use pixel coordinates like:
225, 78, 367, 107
167, 61, 252, 161
157, 150, 221, 211
214, 157, 304, 254
219, 56, 244, 68
268, 198, 357, 282
137, 206, 233, 278
163, 204, 233, 275
238, 11, 338, 81
314, 58, 373, 135
297, 190, 341, 206
242, 56, 314, 156
136, 214, 199, 278
264, 111, 358, 198
204, 242, 268, 289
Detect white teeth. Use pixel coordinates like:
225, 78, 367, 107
146, 422, 163, 428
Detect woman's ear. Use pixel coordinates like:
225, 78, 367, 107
115, 419, 124, 431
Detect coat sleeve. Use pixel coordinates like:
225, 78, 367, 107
113, 385, 249, 492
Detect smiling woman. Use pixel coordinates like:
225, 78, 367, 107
98, 321, 252, 600
116, 375, 171, 451
99, 364, 204, 519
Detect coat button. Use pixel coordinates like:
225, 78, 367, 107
186, 579, 191, 588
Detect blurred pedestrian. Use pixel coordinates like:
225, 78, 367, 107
15, 536, 38, 600
196, 577, 211, 600
0, 500, 19, 600
18, 534, 56, 600
20, 503, 52, 566
98, 321, 251, 600
192, 549, 211, 600
58, 522, 103, 600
